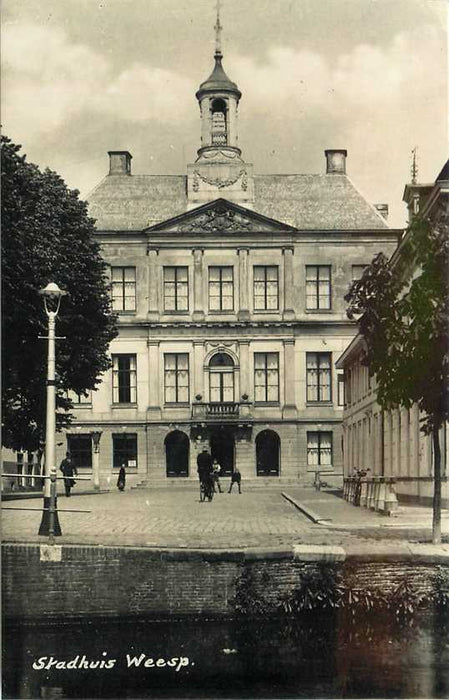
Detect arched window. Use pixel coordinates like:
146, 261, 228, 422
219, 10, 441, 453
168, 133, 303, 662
209, 353, 235, 403
211, 98, 227, 145
165, 430, 189, 477
256, 430, 280, 476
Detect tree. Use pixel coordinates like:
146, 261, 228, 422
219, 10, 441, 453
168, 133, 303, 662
2, 136, 118, 453
345, 209, 449, 543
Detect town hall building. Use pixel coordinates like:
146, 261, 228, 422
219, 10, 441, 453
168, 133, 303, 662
60, 24, 400, 488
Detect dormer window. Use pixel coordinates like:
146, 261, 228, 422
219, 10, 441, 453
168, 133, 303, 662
211, 98, 227, 145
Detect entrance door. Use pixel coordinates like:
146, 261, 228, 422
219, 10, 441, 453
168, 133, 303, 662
210, 426, 235, 477
256, 430, 280, 476
165, 431, 189, 477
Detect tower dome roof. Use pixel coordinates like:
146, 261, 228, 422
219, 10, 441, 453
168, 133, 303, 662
196, 53, 241, 100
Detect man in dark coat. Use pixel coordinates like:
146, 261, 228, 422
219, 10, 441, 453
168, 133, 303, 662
197, 448, 213, 498
59, 452, 78, 497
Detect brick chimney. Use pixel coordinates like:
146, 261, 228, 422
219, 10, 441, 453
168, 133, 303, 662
374, 203, 389, 220
325, 149, 347, 175
108, 151, 132, 175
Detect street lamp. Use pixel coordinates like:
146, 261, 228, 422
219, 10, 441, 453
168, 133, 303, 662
38, 282, 68, 537
91, 430, 103, 490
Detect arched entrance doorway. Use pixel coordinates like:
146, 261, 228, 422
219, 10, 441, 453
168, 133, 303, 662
256, 430, 280, 476
165, 430, 189, 478
210, 426, 235, 477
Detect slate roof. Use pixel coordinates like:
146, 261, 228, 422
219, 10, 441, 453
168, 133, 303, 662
88, 175, 187, 231
253, 174, 387, 230
88, 172, 388, 232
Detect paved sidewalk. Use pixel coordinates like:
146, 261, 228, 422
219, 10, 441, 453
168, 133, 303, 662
2, 485, 448, 550
283, 487, 449, 541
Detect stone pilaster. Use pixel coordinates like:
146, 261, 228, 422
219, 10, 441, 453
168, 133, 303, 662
147, 339, 161, 419
282, 338, 297, 418
282, 247, 295, 320
238, 247, 250, 321
239, 340, 250, 399
147, 248, 159, 321
192, 249, 205, 321
193, 340, 204, 400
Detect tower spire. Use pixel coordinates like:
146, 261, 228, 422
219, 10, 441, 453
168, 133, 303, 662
214, 0, 223, 56
411, 146, 418, 184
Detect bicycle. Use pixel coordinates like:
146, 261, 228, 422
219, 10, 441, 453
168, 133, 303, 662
199, 479, 214, 502
313, 471, 328, 491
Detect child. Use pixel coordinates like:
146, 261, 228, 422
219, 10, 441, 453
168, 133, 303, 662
228, 468, 241, 494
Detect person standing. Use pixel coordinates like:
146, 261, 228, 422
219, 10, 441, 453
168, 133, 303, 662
117, 464, 126, 491
228, 467, 242, 494
59, 452, 78, 497
212, 458, 223, 493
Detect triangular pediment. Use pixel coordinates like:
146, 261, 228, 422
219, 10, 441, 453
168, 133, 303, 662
143, 198, 296, 234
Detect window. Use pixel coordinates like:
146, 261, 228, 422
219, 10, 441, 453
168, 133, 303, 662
306, 266, 331, 310
67, 390, 92, 405
67, 434, 92, 469
253, 266, 279, 310
209, 267, 234, 311
164, 267, 188, 311
111, 267, 136, 312
113, 433, 137, 469
164, 354, 189, 404
352, 264, 368, 282
306, 352, 332, 402
254, 353, 279, 403
112, 354, 137, 404
307, 432, 332, 467
209, 353, 234, 403
337, 373, 345, 407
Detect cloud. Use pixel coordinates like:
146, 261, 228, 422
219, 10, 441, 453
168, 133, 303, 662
2, 22, 195, 138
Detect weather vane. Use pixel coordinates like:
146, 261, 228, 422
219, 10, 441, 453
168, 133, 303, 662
214, 0, 223, 56
411, 147, 418, 184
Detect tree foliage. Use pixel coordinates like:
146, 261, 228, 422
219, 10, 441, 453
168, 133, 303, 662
345, 206, 449, 543
345, 211, 449, 435
1, 136, 118, 452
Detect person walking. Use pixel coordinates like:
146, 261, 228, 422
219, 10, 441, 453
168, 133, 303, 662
197, 447, 214, 501
212, 458, 223, 493
117, 464, 126, 491
59, 452, 78, 497
228, 467, 242, 494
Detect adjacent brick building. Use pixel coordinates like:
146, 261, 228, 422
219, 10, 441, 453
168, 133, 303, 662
60, 40, 400, 487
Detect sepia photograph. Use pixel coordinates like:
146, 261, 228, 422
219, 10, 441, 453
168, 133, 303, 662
1, 0, 448, 698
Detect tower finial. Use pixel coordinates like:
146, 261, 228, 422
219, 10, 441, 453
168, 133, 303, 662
411, 146, 418, 184
214, 0, 222, 56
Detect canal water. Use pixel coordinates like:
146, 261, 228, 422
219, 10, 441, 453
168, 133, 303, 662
3, 611, 449, 699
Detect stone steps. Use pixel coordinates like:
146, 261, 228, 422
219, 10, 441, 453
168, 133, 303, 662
132, 477, 305, 490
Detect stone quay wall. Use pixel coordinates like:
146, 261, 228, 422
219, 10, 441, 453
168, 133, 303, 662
2, 543, 447, 621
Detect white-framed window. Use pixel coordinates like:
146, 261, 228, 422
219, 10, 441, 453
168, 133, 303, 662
253, 266, 279, 310
254, 352, 279, 403
307, 432, 333, 467
164, 267, 188, 311
306, 265, 331, 310
164, 354, 189, 404
112, 354, 137, 404
337, 373, 345, 407
306, 352, 332, 402
209, 267, 234, 311
113, 433, 138, 469
111, 266, 136, 312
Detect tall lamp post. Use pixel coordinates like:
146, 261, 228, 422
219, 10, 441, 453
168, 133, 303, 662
38, 282, 68, 537
91, 430, 103, 490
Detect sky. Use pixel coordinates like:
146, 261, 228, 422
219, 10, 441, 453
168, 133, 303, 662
2, 0, 447, 228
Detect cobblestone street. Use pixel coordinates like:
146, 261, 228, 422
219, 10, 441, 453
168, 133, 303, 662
3, 485, 449, 550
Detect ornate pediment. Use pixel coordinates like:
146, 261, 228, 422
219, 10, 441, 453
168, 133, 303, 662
144, 198, 295, 234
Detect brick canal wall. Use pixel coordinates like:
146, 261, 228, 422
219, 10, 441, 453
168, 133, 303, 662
2, 543, 448, 620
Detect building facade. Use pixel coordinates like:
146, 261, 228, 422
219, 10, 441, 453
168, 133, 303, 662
336, 160, 449, 505
56, 41, 400, 488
